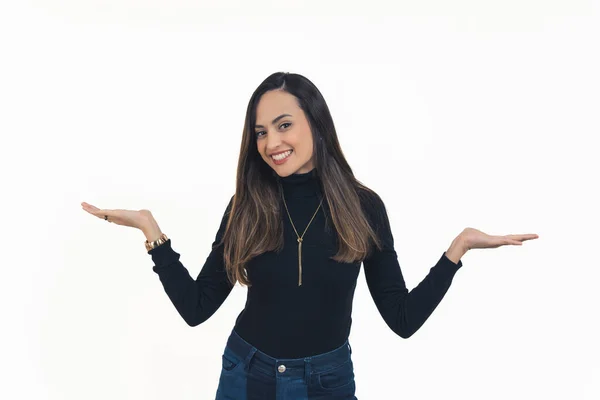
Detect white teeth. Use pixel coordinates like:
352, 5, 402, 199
272, 150, 292, 160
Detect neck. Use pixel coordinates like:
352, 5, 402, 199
277, 168, 322, 198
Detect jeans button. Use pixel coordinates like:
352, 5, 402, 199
278, 364, 286, 373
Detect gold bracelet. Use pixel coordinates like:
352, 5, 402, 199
145, 233, 169, 252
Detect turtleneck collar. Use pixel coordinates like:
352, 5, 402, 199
277, 168, 322, 198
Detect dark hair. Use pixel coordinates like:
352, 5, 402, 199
219, 72, 383, 287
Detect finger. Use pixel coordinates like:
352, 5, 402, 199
82, 203, 103, 214
82, 205, 101, 217
516, 234, 538, 242
504, 238, 522, 246
81, 202, 100, 209
507, 234, 539, 241
82, 204, 113, 220
100, 211, 115, 220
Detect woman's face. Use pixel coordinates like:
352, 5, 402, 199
254, 90, 315, 176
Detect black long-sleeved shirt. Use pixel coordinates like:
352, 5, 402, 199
149, 168, 463, 358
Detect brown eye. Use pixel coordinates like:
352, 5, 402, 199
256, 123, 290, 139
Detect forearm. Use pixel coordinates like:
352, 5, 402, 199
366, 249, 463, 339
146, 228, 233, 327
145, 199, 236, 327
381, 237, 466, 337
150, 240, 231, 327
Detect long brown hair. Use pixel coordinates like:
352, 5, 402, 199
217, 72, 384, 287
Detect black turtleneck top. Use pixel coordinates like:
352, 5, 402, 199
149, 169, 463, 358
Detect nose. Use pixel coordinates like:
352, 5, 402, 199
265, 131, 283, 153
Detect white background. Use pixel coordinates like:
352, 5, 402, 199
1, 1, 599, 399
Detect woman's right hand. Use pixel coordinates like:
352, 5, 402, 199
81, 202, 152, 230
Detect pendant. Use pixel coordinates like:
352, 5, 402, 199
298, 237, 303, 286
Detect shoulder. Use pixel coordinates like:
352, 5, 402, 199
219, 194, 235, 215
357, 186, 384, 208
217, 194, 235, 225
356, 186, 389, 226
226, 193, 235, 211
357, 186, 387, 213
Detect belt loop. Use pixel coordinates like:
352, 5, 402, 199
304, 357, 311, 383
244, 347, 257, 372
348, 341, 352, 355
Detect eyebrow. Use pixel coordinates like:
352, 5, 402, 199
255, 114, 292, 129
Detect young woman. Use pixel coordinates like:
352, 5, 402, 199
82, 72, 538, 399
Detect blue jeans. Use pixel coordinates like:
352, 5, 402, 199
215, 329, 358, 399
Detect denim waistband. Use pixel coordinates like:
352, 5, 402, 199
225, 329, 353, 380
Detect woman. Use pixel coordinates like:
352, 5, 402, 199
82, 72, 538, 399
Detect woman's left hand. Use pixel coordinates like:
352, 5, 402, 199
460, 227, 539, 251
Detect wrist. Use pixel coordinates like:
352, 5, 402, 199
445, 235, 468, 265
140, 217, 163, 243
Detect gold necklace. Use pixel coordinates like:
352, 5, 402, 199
282, 193, 324, 286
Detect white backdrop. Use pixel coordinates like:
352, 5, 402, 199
1, 1, 599, 399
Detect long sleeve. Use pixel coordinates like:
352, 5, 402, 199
149, 195, 235, 327
361, 191, 463, 338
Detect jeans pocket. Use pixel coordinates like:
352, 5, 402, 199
221, 348, 243, 373
316, 359, 355, 390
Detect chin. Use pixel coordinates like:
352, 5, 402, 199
270, 165, 300, 178
274, 168, 295, 177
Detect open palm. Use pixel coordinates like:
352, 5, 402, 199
81, 202, 151, 229
461, 227, 539, 250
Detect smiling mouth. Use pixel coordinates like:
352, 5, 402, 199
271, 150, 293, 161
